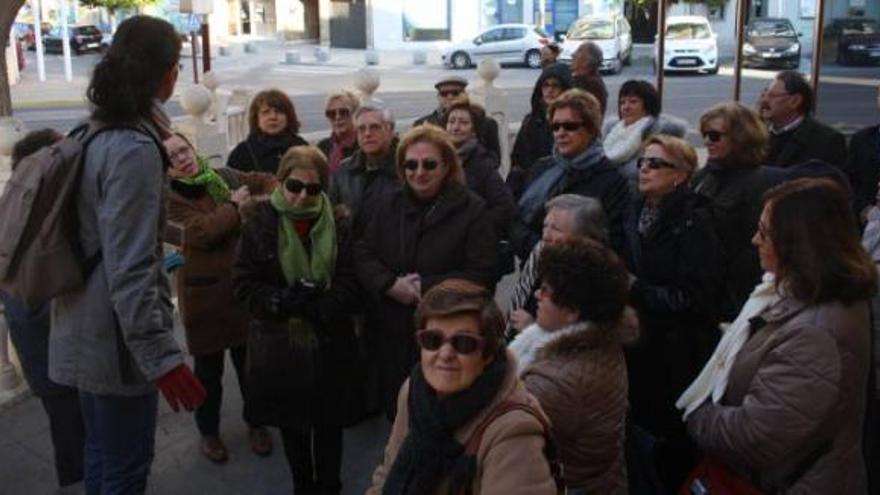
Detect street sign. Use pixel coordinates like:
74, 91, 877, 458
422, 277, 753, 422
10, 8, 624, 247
179, 0, 213, 15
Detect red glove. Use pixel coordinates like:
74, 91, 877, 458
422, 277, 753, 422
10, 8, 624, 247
155, 364, 206, 412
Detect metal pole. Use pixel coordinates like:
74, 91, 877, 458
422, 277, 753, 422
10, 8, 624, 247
732, 0, 748, 101
810, 0, 827, 112
656, 0, 667, 101
191, 32, 199, 84
60, 0, 73, 82
33, 0, 46, 82
201, 17, 211, 73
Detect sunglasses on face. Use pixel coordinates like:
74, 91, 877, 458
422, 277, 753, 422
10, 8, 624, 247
702, 130, 726, 143
403, 158, 440, 172
637, 156, 678, 170
439, 90, 462, 98
285, 178, 322, 196
416, 329, 485, 355
325, 108, 351, 120
551, 121, 585, 132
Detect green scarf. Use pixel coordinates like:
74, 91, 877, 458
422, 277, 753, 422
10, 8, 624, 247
175, 155, 231, 204
270, 188, 337, 349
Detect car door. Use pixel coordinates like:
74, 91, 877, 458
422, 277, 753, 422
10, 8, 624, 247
500, 27, 528, 62
473, 27, 505, 62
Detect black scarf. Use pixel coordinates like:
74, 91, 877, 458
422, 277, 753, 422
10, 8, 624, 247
383, 351, 508, 495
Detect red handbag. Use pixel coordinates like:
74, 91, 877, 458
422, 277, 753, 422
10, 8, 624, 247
679, 458, 765, 495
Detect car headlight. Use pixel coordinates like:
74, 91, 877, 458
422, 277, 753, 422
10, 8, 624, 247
743, 43, 756, 54
849, 44, 867, 51
786, 43, 800, 53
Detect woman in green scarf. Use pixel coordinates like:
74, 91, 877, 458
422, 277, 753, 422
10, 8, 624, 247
165, 132, 277, 463
234, 145, 362, 494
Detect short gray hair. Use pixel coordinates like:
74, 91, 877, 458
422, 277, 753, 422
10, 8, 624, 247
574, 42, 603, 73
545, 194, 608, 244
354, 98, 395, 129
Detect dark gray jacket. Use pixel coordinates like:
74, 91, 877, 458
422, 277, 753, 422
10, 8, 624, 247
327, 143, 401, 230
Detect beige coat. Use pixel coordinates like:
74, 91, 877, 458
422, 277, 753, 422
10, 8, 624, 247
687, 296, 871, 494
367, 350, 559, 495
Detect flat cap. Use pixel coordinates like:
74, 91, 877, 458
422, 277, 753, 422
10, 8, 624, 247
434, 76, 468, 90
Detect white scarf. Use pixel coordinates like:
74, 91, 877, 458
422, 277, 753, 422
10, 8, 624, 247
509, 321, 591, 375
676, 273, 779, 420
603, 116, 654, 165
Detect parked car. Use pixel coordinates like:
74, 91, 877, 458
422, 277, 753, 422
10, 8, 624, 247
558, 14, 633, 74
442, 23, 551, 69
43, 25, 104, 55
743, 17, 801, 69
655, 16, 719, 74
823, 17, 880, 66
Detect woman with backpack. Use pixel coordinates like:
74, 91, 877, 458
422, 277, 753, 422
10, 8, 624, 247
367, 279, 560, 495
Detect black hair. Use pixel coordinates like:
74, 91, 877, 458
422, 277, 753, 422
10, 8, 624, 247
87, 16, 181, 123
776, 70, 813, 114
11, 129, 64, 171
618, 79, 661, 118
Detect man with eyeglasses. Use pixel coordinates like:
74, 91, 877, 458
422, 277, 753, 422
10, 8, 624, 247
414, 76, 501, 158
512, 88, 630, 260
759, 70, 847, 170
328, 100, 401, 231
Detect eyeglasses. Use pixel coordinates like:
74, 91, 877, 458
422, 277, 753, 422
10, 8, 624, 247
702, 130, 726, 143
325, 108, 351, 120
168, 146, 191, 162
416, 329, 485, 355
439, 89, 462, 98
551, 121, 585, 132
403, 158, 440, 172
285, 178, 322, 196
637, 156, 678, 170
357, 123, 385, 133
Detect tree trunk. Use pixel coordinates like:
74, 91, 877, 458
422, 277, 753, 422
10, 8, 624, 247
0, 0, 27, 117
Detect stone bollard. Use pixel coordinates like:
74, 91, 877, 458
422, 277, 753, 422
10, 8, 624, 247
352, 67, 380, 100
180, 85, 229, 167
469, 58, 511, 178
365, 49, 379, 66
244, 42, 258, 54
314, 47, 330, 63
412, 50, 427, 65
284, 51, 301, 64
219, 45, 232, 56
202, 71, 221, 123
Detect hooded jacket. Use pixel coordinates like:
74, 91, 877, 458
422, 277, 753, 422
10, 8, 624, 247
511, 64, 573, 178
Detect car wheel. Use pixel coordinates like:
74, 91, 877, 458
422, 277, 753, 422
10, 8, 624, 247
707, 64, 719, 75
525, 49, 541, 69
609, 58, 622, 75
451, 51, 471, 69
623, 49, 632, 66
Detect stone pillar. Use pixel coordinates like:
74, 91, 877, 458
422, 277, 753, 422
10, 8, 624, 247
352, 67, 380, 100
180, 84, 229, 167
468, 59, 510, 178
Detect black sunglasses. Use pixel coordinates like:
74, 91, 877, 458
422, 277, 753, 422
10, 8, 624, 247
325, 108, 351, 120
551, 121, 585, 132
637, 156, 678, 170
702, 130, 725, 143
416, 329, 485, 355
285, 178, 322, 196
439, 90, 462, 98
403, 159, 440, 172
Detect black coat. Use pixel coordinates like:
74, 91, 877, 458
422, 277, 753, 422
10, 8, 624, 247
691, 162, 772, 320
848, 124, 880, 218
622, 190, 722, 436
511, 154, 631, 260
327, 142, 401, 233
353, 183, 497, 417
233, 202, 361, 428
460, 142, 516, 240
226, 132, 308, 174
766, 116, 848, 171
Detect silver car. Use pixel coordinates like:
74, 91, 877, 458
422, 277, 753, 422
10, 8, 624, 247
442, 23, 551, 69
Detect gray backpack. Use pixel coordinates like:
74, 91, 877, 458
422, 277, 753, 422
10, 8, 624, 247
0, 121, 161, 306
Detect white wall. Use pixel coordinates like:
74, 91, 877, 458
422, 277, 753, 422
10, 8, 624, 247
370, 0, 489, 50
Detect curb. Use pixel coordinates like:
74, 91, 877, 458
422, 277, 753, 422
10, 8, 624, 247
12, 98, 88, 110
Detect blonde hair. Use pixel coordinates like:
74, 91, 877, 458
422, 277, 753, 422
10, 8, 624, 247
547, 89, 603, 136
699, 102, 769, 167
395, 124, 465, 187
277, 145, 329, 189
641, 134, 698, 176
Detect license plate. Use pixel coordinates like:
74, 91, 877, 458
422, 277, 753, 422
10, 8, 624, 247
763, 52, 782, 58
87, 43, 99, 48
677, 59, 697, 66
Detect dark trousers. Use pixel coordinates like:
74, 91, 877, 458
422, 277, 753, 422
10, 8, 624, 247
0, 291, 85, 486
79, 391, 158, 495
193, 344, 254, 435
279, 425, 343, 495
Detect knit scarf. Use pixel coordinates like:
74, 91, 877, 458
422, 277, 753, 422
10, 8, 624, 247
676, 273, 779, 419
382, 351, 509, 495
518, 140, 606, 227
270, 188, 337, 349
603, 116, 654, 165
175, 155, 231, 205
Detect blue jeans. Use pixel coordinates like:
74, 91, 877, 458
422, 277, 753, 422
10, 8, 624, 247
79, 391, 158, 495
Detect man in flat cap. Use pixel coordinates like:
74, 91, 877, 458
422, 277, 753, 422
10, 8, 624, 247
414, 76, 501, 158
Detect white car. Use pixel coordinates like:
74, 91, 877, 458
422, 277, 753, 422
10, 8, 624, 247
558, 14, 633, 74
442, 23, 551, 69
655, 16, 719, 74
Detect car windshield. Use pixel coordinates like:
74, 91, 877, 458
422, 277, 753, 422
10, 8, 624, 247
568, 19, 614, 40
666, 22, 711, 40
749, 20, 796, 37
76, 26, 101, 36
841, 20, 879, 35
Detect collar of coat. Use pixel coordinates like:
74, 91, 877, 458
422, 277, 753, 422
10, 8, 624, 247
515, 308, 638, 365
754, 294, 808, 329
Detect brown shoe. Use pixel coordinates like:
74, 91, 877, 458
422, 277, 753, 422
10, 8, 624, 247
248, 427, 273, 457
200, 435, 228, 464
